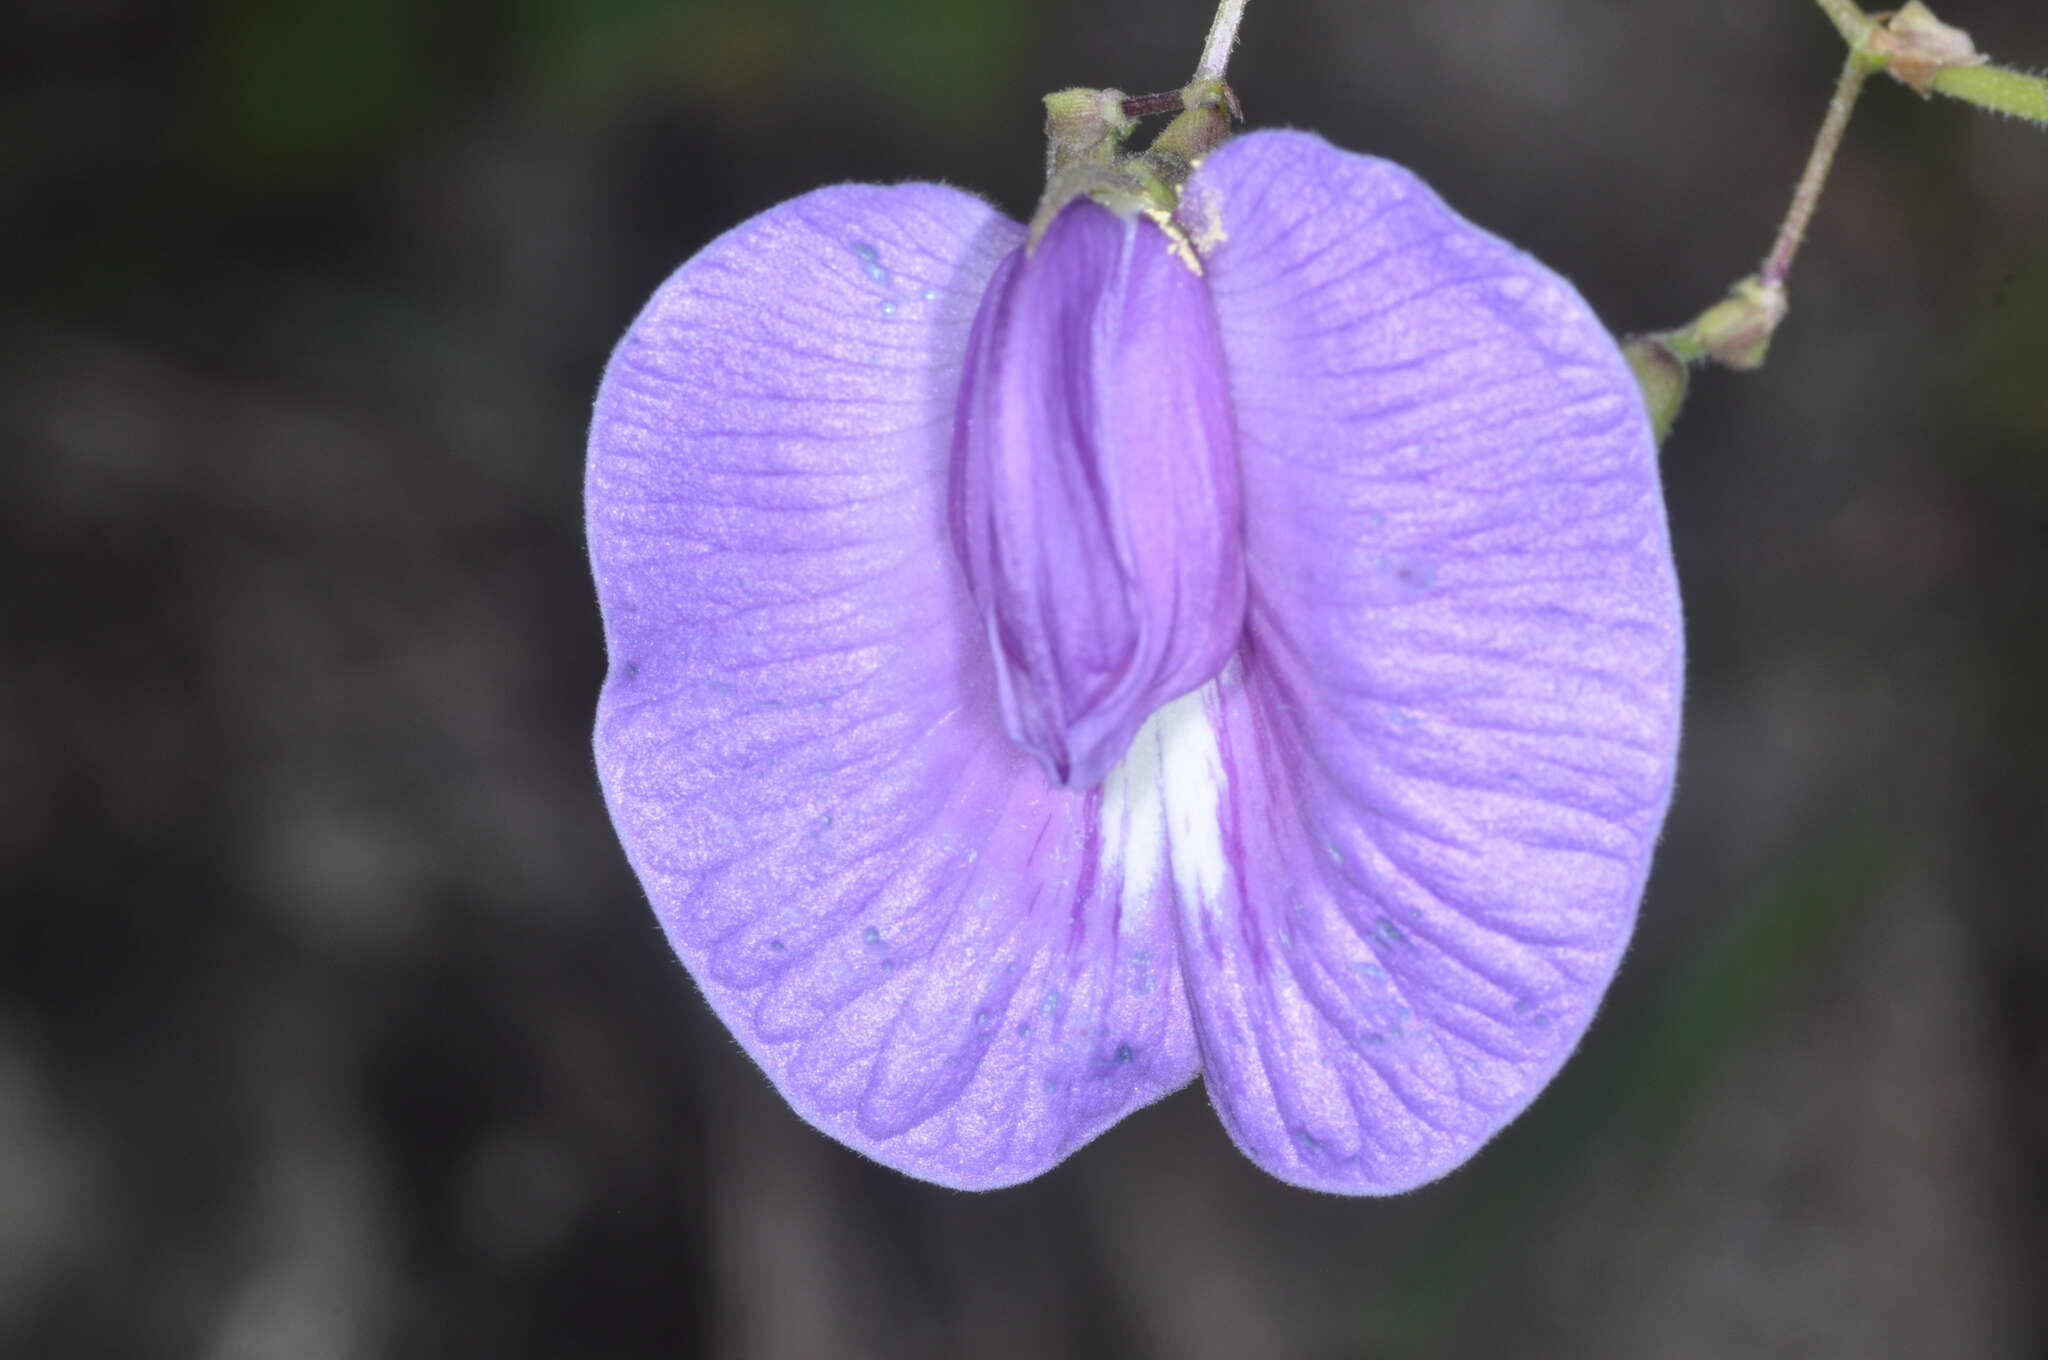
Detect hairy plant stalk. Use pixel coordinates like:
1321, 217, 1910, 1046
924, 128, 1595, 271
1761, 52, 1871, 288
1196, 0, 1250, 82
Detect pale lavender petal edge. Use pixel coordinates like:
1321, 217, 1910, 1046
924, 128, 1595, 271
1167, 131, 1684, 1192
587, 183, 1202, 1189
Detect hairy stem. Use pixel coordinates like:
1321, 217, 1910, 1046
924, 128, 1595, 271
1761, 52, 1870, 288
1196, 0, 1250, 82
1933, 62, 2048, 126
1810, 0, 1875, 47
1120, 90, 1190, 119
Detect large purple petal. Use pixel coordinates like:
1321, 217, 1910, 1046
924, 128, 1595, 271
950, 200, 1246, 791
588, 184, 1200, 1188
1167, 131, 1684, 1192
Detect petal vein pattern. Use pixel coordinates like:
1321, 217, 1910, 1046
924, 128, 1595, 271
1173, 132, 1683, 1192
587, 185, 1202, 1188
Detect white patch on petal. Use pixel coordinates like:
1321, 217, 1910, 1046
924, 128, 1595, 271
1099, 677, 1229, 931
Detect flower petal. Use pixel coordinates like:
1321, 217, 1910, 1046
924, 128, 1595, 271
588, 184, 1201, 1188
949, 200, 1246, 790
1168, 131, 1684, 1192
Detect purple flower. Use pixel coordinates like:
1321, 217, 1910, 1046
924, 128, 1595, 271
587, 129, 1683, 1193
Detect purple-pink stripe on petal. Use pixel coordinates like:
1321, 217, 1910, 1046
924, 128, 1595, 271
949, 199, 1246, 791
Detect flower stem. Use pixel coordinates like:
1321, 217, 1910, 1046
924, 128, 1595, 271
1196, 0, 1250, 82
1761, 52, 1870, 289
1120, 90, 1189, 120
1626, 0, 2043, 444
1809, 0, 1876, 48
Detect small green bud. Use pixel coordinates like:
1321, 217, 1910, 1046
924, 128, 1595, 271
1029, 88, 1155, 252
1622, 335, 1692, 445
1136, 78, 1240, 191
1043, 88, 1138, 177
1026, 77, 1243, 251
1688, 277, 1788, 372
1871, 2, 1986, 97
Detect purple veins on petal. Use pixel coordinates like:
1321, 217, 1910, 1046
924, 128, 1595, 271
587, 183, 1202, 1190
949, 198, 1247, 791
587, 130, 1683, 1196
1167, 131, 1682, 1192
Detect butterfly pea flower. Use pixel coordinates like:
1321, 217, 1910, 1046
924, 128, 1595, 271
587, 123, 1683, 1193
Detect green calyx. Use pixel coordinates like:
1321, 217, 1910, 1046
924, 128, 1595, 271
1026, 78, 1242, 250
1042, 87, 1138, 177
1623, 278, 1789, 444
1675, 277, 1790, 372
1130, 79, 1240, 197
1622, 336, 1691, 447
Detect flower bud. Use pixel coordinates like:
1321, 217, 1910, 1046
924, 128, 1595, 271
1691, 276, 1787, 372
1041, 88, 1137, 176
1874, 2, 1986, 98
1622, 334, 1691, 444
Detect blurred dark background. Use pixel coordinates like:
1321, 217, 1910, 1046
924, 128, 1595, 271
5, 0, 2046, 1355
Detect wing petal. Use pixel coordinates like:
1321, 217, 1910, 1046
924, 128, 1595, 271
1174, 131, 1684, 1192
588, 184, 1200, 1188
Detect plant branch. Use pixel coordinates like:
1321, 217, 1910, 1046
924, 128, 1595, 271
1762, 53, 1870, 288
1809, 0, 1875, 48
1196, 0, 1250, 82
1628, 0, 2042, 444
